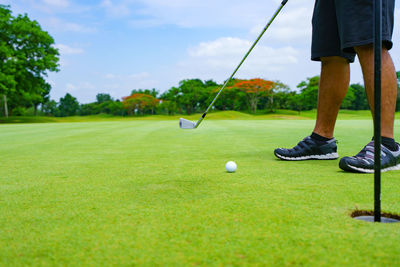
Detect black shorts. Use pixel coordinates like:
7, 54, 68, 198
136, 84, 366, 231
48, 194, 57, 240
311, 0, 395, 63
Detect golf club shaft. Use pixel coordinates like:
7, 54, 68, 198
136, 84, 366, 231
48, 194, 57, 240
194, 0, 289, 128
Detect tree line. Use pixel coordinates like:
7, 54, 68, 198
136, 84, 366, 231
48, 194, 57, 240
2, 75, 399, 117
1, 4, 400, 118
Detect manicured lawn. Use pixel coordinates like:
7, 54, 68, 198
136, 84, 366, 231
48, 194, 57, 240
2, 109, 396, 124
0, 117, 399, 266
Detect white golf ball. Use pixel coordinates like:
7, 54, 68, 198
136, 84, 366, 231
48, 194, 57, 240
225, 161, 237, 173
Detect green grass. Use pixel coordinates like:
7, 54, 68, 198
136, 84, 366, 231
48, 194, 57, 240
1, 109, 396, 124
0, 117, 400, 266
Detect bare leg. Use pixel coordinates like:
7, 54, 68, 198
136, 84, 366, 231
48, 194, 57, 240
313, 56, 351, 138
355, 45, 397, 139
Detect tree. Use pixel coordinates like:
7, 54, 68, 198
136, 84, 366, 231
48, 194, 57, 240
296, 76, 320, 110
41, 99, 58, 116
79, 103, 99, 116
229, 78, 274, 113
178, 79, 211, 115
131, 88, 158, 98
106, 100, 125, 116
0, 5, 15, 117
160, 86, 181, 114
349, 83, 369, 110
58, 93, 79, 117
341, 85, 356, 109
122, 93, 159, 115
96, 93, 113, 103
158, 100, 177, 115
261, 81, 290, 112
270, 81, 293, 110
0, 5, 59, 117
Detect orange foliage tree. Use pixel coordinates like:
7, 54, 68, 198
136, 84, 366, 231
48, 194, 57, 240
229, 78, 274, 113
122, 93, 160, 115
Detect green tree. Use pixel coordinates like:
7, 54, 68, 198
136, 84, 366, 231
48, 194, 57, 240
178, 79, 211, 115
160, 87, 181, 114
348, 83, 368, 110
106, 100, 125, 116
41, 99, 58, 116
0, 5, 15, 117
270, 82, 293, 110
341, 86, 356, 109
96, 93, 113, 103
260, 81, 290, 112
58, 93, 79, 117
297, 76, 320, 110
79, 103, 98, 116
0, 5, 59, 117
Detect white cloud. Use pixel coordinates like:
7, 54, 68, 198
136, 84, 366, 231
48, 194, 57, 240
45, 17, 97, 33
127, 0, 314, 31
101, 0, 131, 17
66, 82, 95, 93
42, 0, 69, 8
54, 44, 84, 55
178, 37, 299, 82
250, 7, 313, 43
101, 72, 158, 98
66, 83, 77, 92
105, 74, 116, 79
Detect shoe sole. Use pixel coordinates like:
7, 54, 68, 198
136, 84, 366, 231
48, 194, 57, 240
275, 152, 339, 161
342, 163, 400, 173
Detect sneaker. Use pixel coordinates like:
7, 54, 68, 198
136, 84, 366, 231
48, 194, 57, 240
274, 136, 339, 161
339, 141, 400, 173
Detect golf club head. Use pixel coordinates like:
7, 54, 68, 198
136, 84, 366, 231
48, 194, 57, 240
179, 118, 196, 129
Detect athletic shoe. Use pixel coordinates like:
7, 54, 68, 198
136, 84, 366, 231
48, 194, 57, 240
339, 141, 400, 173
274, 136, 339, 161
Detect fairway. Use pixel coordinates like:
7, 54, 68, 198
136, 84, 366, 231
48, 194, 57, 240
1, 119, 399, 266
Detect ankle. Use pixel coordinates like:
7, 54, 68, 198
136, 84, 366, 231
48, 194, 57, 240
311, 132, 334, 143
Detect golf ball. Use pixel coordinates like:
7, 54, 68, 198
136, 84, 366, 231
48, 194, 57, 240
225, 161, 237, 173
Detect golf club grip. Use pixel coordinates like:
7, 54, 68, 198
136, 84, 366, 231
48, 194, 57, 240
196, 1, 288, 127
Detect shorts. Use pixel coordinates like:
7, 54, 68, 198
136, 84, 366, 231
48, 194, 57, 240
311, 0, 395, 63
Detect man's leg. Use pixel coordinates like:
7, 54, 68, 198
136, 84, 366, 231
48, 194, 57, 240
338, 45, 400, 173
273, 56, 348, 161
355, 45, 397, 139
313, 56, 351, 139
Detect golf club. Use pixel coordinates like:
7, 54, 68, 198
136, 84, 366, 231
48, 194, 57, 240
179, 0, 289, 129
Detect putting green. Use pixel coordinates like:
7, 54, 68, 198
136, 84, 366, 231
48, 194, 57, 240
0, 119, 399, 266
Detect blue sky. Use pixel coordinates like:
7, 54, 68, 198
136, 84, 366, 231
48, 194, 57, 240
2, 0, 400, 103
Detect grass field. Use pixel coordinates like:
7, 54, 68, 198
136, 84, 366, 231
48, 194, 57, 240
1, 113, 400, 266
2, 109, 397, 124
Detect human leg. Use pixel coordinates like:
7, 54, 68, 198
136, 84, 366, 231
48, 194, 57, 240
274, 0, 352, 161
338, 45, 399, 173
354, 45, 397, 139
313, 56, 350, 139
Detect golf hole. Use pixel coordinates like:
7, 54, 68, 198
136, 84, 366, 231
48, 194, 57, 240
351, 210, 400, 223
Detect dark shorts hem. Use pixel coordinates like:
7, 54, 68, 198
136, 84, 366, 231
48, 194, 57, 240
343, 38, 394, 53
311, 51, 355, 63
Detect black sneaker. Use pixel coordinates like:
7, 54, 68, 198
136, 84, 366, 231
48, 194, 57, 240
274, 136, 339, 161
339, 141, 400, 173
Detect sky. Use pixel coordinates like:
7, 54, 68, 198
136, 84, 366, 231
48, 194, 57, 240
1, 0, 400, 103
